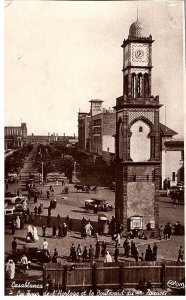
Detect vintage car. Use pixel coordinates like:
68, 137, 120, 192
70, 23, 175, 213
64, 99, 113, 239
84, 198, 113, 212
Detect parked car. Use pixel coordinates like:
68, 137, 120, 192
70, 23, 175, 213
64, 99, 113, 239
84, 198, 113, 212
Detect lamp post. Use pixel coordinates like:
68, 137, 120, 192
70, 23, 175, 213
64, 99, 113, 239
41, 161, 44, 184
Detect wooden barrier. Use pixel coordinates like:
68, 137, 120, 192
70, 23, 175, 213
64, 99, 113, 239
43, 261, 185, 293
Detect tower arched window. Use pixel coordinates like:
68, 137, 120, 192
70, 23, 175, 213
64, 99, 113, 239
124, 74, 128, 96
144, 73, 149, 97
131, 73, 136, 98
137, 73, 142, 97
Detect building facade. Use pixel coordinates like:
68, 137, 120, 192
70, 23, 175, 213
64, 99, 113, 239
4, 123, 27, 149
78, 112, 91, 152
115, 20, 162, 231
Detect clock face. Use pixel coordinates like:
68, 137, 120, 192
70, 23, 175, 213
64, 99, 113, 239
135, 50, 144, 59
131, 43, 149, 66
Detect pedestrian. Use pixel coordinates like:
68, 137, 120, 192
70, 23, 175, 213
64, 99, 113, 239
21, 254, 30, 273
167, 223, 172, 239
34, 195, 38, 203
177, 246, 184, 262
125, 241, 131, 258
11, 219, 16, 235
33, 226, 39, 241
12, 238, 17, 253
145, 245, 153, 261
63, 223, 68, 237
47, 190, 50, 199
52, 248, 58, 263
15, 216, 20, 229
115, 233, 121, 247
42, 224, 47, 237
153, 243, 158, 261
47, 215, 51, 228
131, 240, 136, 257
34, 206, 38, 215
82, 246, 88, 262
85, 221, 93, 236
6, 259, 15, 280
52, 224, 57, 238
81, 217, 87, 229
89, 245, 94, 262
38, 205, 42, 215
48, 206, 52, 216
95, 241, 101, 259
43, 239, 48, 250
104, 251, 112, 263
158, 225, 164, 240
163, 224, 168, 240
133, 245, 139, 262
57, 214, 61, 225
69, 219, 73, 231
123, 238, 129, 256
20, 215, 25, 229
114, 246, 119, 262
101, 241, 107, 257
58, 224, 63, 239
81, 225, 87, 239
70, 243, 76, 262
76, 244, 83, 262
140, 253, 145, 262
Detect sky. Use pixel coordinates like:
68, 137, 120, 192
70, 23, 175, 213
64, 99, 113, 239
4, 0, 185, 137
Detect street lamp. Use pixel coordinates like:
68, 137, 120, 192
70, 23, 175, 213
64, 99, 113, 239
41, 161, 44, 184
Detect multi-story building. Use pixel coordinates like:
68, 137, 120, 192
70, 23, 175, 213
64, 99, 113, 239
78, 112, 91, 152
4, 123, 27, 149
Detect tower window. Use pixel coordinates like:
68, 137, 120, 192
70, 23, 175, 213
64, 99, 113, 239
139, 126, 143, 132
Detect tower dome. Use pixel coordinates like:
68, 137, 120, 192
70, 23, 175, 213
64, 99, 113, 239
129, 20, 144, 38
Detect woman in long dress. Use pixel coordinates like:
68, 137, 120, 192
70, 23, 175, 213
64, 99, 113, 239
85, 222, 93, 236
15, 216, 20, 229
6, 259, 15, 279
33, 226, 39, 241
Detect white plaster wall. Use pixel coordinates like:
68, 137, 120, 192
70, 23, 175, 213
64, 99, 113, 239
102, 135, 115, 153
130, 120, 150, 162
163, 151, 182, 186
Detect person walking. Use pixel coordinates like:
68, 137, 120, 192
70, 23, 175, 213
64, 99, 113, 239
153, 243, 158, 261
63, 223, 68, 237
177, 246, 184, 262
11, 219, 16, 235
52, 248, 58, 263
88, 245, 94, 262
82, 246, 88, 262
58, 224, 63, 239
76, 244, 83, 262
15, 216, 20, 229
101, 241, 107, 257
115, 233, 121, 247
70, 244, 76, 262
167, 223, 172, 239
158, 225, 164, 240
43, 239, 48, 250
6, 259, 15, 280
133, 245, 139, 262
114, 246, 119, 262
104, 251, 112, 263
42, 224, 47, 237
12, 238, 17, 253
145, 245, 153, 261
33, 226, 39, 241
85, 221, 93, 236
52, 224, 57, 238
34, 206, 38, 215
95, 241, 101, 259
131, 241, 136, 257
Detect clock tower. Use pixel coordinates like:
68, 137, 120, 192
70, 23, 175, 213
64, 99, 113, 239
115, 20, 162, 232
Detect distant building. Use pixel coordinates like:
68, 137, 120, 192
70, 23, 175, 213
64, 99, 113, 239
78, 112, 91, 152
4, 123, 27, 149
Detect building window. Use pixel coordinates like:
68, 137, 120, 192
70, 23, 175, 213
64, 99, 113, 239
139, 126, 143, 132
172, 172, 175, 182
